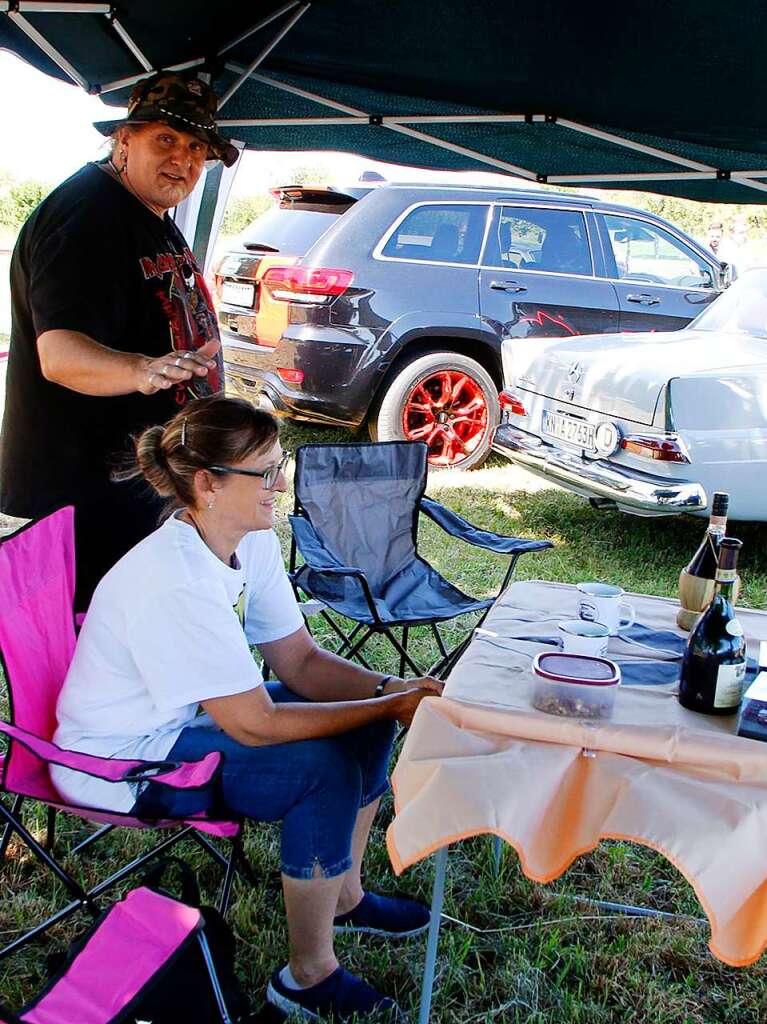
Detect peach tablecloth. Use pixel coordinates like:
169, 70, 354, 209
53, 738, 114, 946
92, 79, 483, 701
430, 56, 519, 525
386, 580, 767, 967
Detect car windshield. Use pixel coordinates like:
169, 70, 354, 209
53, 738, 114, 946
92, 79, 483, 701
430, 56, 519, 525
693, 270, 767, 339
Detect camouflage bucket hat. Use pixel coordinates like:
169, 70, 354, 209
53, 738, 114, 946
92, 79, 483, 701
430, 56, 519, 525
93, 70, 239, 167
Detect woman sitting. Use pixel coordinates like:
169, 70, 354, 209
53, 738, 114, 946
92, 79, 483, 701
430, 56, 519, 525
52, 394, 442, 1022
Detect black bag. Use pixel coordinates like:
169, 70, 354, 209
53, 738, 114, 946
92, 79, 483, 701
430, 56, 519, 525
34, 857, 255, 1024
126, 857, 253, 1023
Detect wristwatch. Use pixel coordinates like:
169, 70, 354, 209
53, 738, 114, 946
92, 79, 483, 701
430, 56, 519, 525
374, 674, 394, 698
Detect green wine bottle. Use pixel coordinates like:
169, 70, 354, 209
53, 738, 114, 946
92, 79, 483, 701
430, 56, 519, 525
678, 537, 746, 715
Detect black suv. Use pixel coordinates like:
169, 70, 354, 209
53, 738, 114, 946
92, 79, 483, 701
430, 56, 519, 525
215, 183, 724, 469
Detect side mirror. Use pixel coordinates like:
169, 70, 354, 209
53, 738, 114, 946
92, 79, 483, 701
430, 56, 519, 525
719, 261, 735, 288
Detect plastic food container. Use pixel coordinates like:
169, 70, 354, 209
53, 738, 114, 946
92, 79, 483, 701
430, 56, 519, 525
531, 652, 621, 719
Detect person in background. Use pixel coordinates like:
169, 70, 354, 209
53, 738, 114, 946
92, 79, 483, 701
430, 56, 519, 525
0, 70, 238, 611
707, 218, 739, 270
52, 395, 442, 1022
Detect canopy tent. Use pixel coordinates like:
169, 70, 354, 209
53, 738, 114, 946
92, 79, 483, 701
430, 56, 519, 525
3, 0, 767, 269
2, 0, 767, 203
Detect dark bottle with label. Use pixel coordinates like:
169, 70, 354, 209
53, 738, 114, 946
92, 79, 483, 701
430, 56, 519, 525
678, 537, 746, 715
686, 491, 729, 578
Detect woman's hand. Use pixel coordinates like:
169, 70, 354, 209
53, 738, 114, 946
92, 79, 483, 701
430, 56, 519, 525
388, 683, 442, 729
384, 675, 444, 697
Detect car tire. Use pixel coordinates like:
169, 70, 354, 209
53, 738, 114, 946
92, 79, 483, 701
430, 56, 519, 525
369, 351, 499, 470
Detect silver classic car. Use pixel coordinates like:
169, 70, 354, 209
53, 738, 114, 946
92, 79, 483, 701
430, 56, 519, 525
494, 271, 767, 520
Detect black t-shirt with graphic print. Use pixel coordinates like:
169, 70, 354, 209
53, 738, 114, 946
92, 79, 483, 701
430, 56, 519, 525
0, 162, 223, 519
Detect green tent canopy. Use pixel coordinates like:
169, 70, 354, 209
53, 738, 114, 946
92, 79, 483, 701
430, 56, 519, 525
2, 0, 767, 203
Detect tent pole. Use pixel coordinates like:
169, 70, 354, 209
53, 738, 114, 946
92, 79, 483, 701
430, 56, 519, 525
217, 0, 302, 57
224, 63, 366, 116
12, 2, 109, 11
219, 116, 367, 126
219, 2, 311, 109
194, 143, 245, 278
108, 13, 153, 71
731, 177, 767, 195
557, 117, 714, 172
218, 114, 536, 127
384, 121, 539, 180
96, 57, 205, 95
6, 11, 89, 87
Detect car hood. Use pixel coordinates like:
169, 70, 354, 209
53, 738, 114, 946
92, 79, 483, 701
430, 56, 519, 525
507, 329, 767, 426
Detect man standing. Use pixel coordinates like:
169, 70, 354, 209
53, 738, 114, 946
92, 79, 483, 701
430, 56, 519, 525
0, 71, 238, 610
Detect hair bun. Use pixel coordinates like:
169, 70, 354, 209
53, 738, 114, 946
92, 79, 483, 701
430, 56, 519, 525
135, 424, 175, 496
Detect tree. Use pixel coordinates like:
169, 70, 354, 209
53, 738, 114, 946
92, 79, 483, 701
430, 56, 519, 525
0, 178, 51, 231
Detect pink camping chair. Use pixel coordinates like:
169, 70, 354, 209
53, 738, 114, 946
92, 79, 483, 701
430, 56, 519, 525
0, 886, 239, 1023
0, 508, 248, 962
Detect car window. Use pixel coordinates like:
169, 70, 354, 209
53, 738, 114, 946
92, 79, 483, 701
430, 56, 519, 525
603, 214, 714, 289
239, 204, 349, 256
381, 204, 487, 264
484, 206, 593, 275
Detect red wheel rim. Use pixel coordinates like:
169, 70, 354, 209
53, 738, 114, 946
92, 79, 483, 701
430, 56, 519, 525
401, 370, 489, 467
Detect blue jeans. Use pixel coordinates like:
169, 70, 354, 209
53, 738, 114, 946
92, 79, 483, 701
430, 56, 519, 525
134, 682, 396, 879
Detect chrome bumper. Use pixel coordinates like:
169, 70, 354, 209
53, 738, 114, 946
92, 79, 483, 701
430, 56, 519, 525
493, 424, 707, 514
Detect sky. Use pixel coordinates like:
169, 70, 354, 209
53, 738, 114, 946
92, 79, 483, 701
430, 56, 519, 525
0, 50, 532, 196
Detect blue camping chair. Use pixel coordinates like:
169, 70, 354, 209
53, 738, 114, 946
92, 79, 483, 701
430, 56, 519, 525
288, 441, 553, 678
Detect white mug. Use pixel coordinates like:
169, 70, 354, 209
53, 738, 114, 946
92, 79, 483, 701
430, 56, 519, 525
558, 619, 610, 657
577, 582, 635, 636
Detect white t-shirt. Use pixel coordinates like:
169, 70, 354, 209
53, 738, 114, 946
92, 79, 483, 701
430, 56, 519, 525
52, 515, 304, 812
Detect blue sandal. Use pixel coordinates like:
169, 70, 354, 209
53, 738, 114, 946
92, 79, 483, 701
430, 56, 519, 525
266, 965, 407, 1021
333, 891, 431, 938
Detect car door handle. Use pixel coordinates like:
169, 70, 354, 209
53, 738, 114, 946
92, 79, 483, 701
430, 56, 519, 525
626, 293, 660, 305
490, 280, 527, 293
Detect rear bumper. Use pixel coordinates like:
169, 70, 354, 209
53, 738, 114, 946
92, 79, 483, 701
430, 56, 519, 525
222, 323, 372, 428
224, 362, 364, 428
493, 423, 707, 515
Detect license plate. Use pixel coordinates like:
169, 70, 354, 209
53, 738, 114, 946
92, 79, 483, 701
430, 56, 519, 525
222, 281, 255, 308
541, 410, 595, 450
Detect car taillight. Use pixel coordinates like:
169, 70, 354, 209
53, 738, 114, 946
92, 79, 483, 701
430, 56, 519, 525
499, 389, 527, 416
620, 434, 691, 463
260, 266, 353, 304
277, 367, 304, 385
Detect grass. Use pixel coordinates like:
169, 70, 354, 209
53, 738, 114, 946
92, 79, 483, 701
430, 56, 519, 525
2, 419, 767, 1022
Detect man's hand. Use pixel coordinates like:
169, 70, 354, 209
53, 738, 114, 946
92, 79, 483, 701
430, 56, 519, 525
37, 331, 222, 397
136, 339, 220, 395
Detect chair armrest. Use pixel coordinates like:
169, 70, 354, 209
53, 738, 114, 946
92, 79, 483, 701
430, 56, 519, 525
0, 720, 221, 790
288, 515, 364, 576
289, 514, 382, 625
420, 495, 554, 554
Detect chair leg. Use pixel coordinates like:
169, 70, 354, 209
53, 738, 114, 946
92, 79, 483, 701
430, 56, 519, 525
0, 799, 91, 903
344, 627, 377, 665
190, 829, 258, 889
383, 628, 424, 676
197, 930, 235, 1024
331, 619, 365, 658
430, 623, 448, 662
217, 834, 242, 917
45, 807, 57, 851
0, 795, 23, 863
70, 823, 115, 857
320, 614, 374, 670
399, 626, 409, 678
0, 820, 196, 961
498, 552, 521, 596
